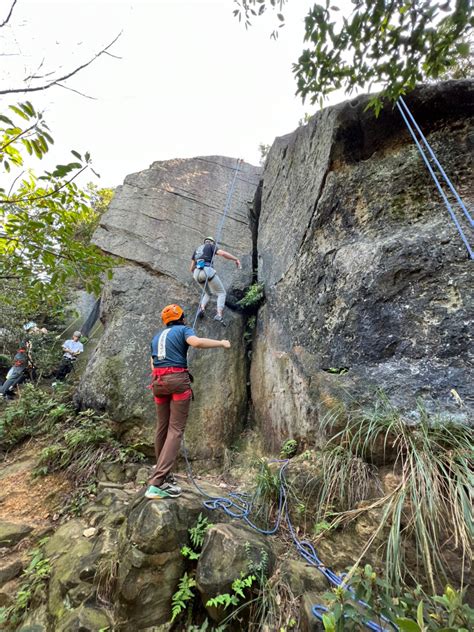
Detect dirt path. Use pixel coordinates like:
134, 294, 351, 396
0, 439, 72, 533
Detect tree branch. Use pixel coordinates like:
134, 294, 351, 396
0, 164, 89, 204
0, 121, 39, 153
0, 0, 18, 28
0, 31, 122, 95
56, 83, 96, 100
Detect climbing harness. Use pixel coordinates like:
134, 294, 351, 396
396, 96, 473, 259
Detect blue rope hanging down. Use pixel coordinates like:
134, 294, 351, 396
396, 98, 473, 259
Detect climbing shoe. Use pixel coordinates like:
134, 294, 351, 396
145, 485, 169, 499
197, 308, 205, 319
213, 315, 227, 326
160, 480, 183, 497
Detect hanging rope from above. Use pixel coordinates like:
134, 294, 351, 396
396, 96, 473, 260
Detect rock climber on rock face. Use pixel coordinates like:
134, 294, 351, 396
146, 303, 231, 500
190, 236, 241, 326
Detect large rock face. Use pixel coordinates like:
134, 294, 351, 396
76, 157, 261, 462
252, 81, 473, 450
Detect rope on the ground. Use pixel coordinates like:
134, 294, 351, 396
182, 443, 394, 631
396, 98, 473, 259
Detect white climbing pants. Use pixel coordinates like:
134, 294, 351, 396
193, 267, 226, 312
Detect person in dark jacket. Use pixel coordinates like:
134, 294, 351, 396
0, 341, 32, 398
146, 303, 230, 499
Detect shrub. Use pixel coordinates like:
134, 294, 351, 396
0, 384, 73, 451
0, 541, 51, 627
34, 408, 143, 485
318, 565, 474, 631
237, 283, 264, 311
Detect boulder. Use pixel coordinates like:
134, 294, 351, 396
115, 483, 227, 630
0, 558, 23, 586
252, 81, 474, 450
56, 605, 111, 632
195, 523, 275, 609
0, 520, 32, 548
76, 156, 261, 463
279, 558, 329, 596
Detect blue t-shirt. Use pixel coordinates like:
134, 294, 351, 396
150, 325, 195, 368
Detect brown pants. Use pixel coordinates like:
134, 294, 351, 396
149, 372, 192, 487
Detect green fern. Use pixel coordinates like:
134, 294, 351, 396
232, 574, 256, 599
206, 593, 239, 609
171, 572, 197, 622
189, 513, 211, 549
206, 573, 256, 610
181, 545, 200, 560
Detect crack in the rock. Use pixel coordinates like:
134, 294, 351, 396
111, 253, 177, 282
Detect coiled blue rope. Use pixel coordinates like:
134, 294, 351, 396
396, 98, 473, 259
182, 441, 394, 631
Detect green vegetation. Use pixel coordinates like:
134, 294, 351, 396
34, 407, 143, 486
314, 399, 473, 593
0, 383, 143, 514
280, 438, 298, 458
171, 513, 213, 623
235, 1, 473, 111
0, 383, 72, 452
319, 565, 474, 631
171, 572, 198, 623
253, 459, 284, 525
206, 573, 257, 609
237, 282, 265, 311
0, 540, 51, 628
0, 101, 114, 312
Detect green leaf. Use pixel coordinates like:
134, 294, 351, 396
9, 105, 30, 120
0, 114, 14, 126
395, 618, 421, 632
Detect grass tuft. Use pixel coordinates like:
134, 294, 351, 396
318, 398, 473, 593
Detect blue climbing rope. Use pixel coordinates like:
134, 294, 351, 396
397, 96, 473, 228
396, 98, 473, 259
182, 444, 394, 631
191, 158, 242, 329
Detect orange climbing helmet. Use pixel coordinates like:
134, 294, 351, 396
161, 304, 184, 325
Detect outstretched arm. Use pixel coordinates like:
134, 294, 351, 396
216, 249, 241, 269
190, 259, 196, 272
186, 335, 230, 349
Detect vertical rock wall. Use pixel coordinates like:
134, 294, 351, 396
76, 157, 261, 463
251, 81, 474, 450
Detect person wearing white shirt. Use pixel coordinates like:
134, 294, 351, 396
54, 331, 84, 381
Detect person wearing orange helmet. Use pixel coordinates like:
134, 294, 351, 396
146, 303, 231, 499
